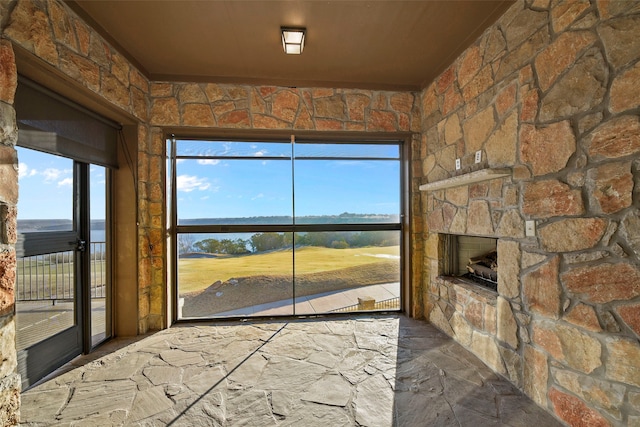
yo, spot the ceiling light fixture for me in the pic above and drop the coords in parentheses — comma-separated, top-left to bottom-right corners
(281, 27, 305, 55)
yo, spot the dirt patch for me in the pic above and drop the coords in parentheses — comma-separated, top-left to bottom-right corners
(181, 261, 398, 317)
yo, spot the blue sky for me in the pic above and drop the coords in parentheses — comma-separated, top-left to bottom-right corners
(175, 141, 401, 219)
(16, 141, 401, 221)
(17, 147, 106, 221)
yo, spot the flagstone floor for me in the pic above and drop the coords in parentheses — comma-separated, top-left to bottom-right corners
(20, 314, 562, 426)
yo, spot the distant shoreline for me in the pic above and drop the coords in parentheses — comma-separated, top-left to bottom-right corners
(19, 213, 399, 232)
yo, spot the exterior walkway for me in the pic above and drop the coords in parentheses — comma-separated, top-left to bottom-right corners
(20, 314, 562, 426)
(207, 282, 399, 317)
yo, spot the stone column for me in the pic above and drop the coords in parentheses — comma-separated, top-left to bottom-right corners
(0, 39, 21, 426)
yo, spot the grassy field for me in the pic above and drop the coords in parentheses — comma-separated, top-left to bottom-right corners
(178, 245, 400, 294)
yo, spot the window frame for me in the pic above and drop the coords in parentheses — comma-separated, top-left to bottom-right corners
(167, 131, 412, 321)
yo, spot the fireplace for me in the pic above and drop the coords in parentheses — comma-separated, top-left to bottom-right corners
(442, 234, 498, 292)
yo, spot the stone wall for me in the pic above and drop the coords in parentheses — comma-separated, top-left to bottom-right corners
(419, 1, 640, 425)
(146, 82, 424, 317)
(0, 36, 20, 425)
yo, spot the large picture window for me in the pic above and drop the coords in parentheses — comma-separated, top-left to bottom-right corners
(169, 136, 405, 319)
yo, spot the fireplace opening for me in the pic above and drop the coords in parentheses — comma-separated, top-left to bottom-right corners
(443, 235, 498, 292)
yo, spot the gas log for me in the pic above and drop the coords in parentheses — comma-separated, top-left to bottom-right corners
(466, 251, 497, 283)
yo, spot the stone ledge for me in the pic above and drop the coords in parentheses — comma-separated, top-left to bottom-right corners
(419, 168, 511, 192)
(438, 275, 498, 305)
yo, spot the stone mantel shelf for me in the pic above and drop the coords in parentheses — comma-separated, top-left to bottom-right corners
(419, 168, 511, 192)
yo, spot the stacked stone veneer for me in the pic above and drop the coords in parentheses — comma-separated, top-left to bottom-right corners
(0, 35, 20, 426)
(419, 1, 640, 426)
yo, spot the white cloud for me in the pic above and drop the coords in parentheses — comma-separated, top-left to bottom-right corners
(18, 163, 37, 179)
(251, 193, 264, 200)
(176, 174, 210, 192)
(253, 150, 267, 157)
(200, 196, 210, 200)
(197, 159, 220, 166)
(58, 178, 73, 187)
(42, 168, 62, 182)
(42, 168, 72, 183)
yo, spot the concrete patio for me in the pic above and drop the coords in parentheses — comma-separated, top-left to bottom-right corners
(20, 315, 562, 426)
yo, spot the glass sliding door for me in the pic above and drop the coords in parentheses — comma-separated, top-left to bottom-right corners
(171, 137, 403, 319)
(15, 147, 111, 388)
(14, 76, 118, 388)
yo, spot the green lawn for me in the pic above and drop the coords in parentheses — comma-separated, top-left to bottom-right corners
(178, 245, 399, 294)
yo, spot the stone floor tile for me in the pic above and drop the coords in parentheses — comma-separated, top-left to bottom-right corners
(300, 374, 352, 406)
(306, 350, 339, 368)
(355, 374, 395, 426)
(257, 355, 327, 392)
(159, 349, 205, 367)
(127, 385, 175, 422)
(142, 365, 183, 386)
(225, 390, 277, 426)
(226, 353, 268, 387)
(183, 365, 228, 395)
(394, 390, 458, 426)
(278, 401, 354, 427)
(19, 314, 564, 427)
(452, 404, 502, 426)
(82, 352, 154, 382)
(58, 380, 137, 421)
(69, 409, 128, 426)
(19, 387, 70, 423)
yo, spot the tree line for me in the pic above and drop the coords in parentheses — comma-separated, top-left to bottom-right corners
(180, 231, 399, 255)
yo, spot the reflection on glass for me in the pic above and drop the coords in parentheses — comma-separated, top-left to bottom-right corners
(176, 140, 292, 158)
(15, 254, 76, 352)
(176, 159, 293, 224)
(16, 147, 73, 232)
(293, 231, 400, 314)
(172, 140, 404, 319)
(90, 165, 108, 346)
(294, 160, 400, 220)
(295, 143, 399, 159)
(15, 148, 76, 351)
(177, 232, 294, 318)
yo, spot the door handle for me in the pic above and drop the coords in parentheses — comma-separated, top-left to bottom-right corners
(76, 239, 86, 252)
